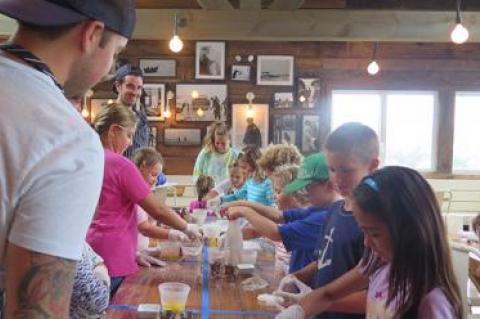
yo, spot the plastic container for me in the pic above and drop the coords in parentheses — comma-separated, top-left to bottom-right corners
(181, 241, 203, 261)
(192, 209, 208, 226)
(241, 249, 258, 265)
(158, 241, 182, 261)
(158, 282, 190, 313)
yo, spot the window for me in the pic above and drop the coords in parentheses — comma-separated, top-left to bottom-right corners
(331, 90, 437, 171)
(453, 92, 480, 173)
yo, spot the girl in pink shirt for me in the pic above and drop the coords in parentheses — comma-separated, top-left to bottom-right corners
(86, 104, 200, 296)
(276, 167, 463, 319)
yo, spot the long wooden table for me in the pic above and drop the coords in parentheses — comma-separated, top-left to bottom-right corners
(107, 247, 281, 318)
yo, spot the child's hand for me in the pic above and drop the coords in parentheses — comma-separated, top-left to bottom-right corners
(226, 207, 245, 220)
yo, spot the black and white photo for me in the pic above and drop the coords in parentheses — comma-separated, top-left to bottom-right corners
(302, 115, 320, 153)
(195, 41, 225, 80)
(257, 55, 294, 86)
(143, 83, 165, 121)
(231, 64, 251, 81)
(298, 78, 321, 108)
(274, 92, 294, 108)
(273, 114, 297, 144)
(164, 128, 202, 146)
(139, 59, 176, 77)
(232, 104, 269, 149)
(175, 84, 228, 121)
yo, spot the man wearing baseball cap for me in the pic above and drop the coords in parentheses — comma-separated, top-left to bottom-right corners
(0, 0, 135, 317)
(113, 64, 150, 158)
(225, 153, 340, 273)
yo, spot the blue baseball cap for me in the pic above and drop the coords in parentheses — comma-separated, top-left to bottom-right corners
(0, 0, 136, 39)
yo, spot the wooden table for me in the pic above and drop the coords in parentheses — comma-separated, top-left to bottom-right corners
(107, 248, 281, 318)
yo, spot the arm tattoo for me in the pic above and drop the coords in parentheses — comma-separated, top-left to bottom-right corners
(14, 253, 76, 318)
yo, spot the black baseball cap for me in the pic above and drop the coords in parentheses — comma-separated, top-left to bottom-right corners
(0, 0, 136, 39)
(112, 64, 143, 93)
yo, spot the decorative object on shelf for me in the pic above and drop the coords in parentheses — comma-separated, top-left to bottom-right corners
(195, 41, 225, 80)
(273, 92, 294, 108)
(169, 13, 186, 53)
(139, 59, 176, 77)
(297, 78, 321, 108)
(247, 55, 254, 63)
(272, 114, 297, 145)
(143, 83, 165, 121)
(235, 55, 242, 62)
(257, 55, 294, 86)
(301, 115, 320, 154)
(164, 128, 202, 146)
(175, 84, 228, 122)
(231, 64, 251, 81)
(232, 103, 269, 149)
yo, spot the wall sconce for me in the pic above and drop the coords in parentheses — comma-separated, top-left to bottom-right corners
(246, 92, 255, 118)
(169, 13, 187, 53)
(451, 0, 469, 44)
(165, 90, 174, 118)
(367, 42, 380, 76)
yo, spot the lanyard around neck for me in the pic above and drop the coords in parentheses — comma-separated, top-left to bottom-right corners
(0, 43, 64, 93)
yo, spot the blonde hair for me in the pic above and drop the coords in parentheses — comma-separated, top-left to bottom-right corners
(133, 147, 164, 169)
(272, 165, 309, 206)
(196, 175, 215, 200)
(239, 146, 265, 181)
(93, 103, 137, 136)
(203, 121, 231, 152)
(258, 144, 303, 173)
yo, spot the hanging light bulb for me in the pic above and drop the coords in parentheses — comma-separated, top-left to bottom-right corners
(451, 0, 469, 44)
(246, 105, 254, 119)
(107, 99, 114, 104)
(169, 13, 184, 53)
(164, 109, 172, 118)
(299, 95, 306, 103)
(197, 108, 204, 117)
(367, 42, 380, 76)
(191, 90, 199, 99)
(81, 108, 89, 118)
(367, 61, 380, 75)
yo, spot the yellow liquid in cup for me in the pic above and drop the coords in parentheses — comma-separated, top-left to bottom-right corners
(163, 301, 186, 313)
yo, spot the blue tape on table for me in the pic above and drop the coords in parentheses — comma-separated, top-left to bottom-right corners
(201, 245, 209, 319)
(109, 305, 276, 317)
(109, 304, 137, 311)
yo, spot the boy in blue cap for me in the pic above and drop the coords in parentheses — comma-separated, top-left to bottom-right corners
(226, 152, 339, 273)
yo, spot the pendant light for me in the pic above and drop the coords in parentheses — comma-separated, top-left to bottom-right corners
(169, 13, 185, 53)
(367, 42, 380, 76)
(451, 0, 469, 44)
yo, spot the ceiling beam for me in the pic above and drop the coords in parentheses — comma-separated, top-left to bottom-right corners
(130, 9, 480, 42)
(196, 0, 235, 10)
(268, 0, 305, 10)
(239, 0, 261, 10)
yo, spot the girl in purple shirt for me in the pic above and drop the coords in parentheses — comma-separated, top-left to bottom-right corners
(276, 166, 463, 319)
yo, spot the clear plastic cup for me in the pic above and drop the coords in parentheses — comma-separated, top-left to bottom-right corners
(158, 282, 191, 313)
(192, 209, 208, 226)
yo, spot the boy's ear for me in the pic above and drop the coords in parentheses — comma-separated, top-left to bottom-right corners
(368, 158, 380, 172)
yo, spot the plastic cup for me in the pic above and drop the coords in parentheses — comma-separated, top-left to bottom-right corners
(158, 282, 191, 313)
(192, 209, 208, 226)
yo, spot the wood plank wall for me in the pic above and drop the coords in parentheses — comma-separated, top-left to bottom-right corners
(90, 40, 480, 175)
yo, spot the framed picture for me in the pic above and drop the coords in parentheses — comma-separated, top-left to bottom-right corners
(195, 41, 225, 80)
(302, 115, 320, 154)
(139, 59, 176, 77)
(164, 128, 202, 146)
(89, 98, 112, 121)
(231, 64, 251, 81)
(232, 104, 269, 149)
(273, 92, 294, 108)
(272, 114, 297, 145)
(257, 55, 294, 86)
(149, 126, 158, 147)
(175, 84, 228, 122)
(143, 84, 165, 121)
(298, 78, 321, 108)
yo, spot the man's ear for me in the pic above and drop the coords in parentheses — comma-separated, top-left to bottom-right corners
(368, 158, 380, 173)
(79, 20, 106, 54)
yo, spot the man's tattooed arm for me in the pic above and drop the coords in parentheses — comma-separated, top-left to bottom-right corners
(5, 243, 77, 318)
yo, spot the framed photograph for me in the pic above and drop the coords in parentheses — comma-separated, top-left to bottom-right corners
(257, 55, 294, 86)
(175, 84, 228, 122)
(231, 64, 251, 81)
(298, 78, 321, 108)
(139, 59, 176, 77)
(232, 104, 269, 149)
(273, 92, 294, 108)
(143, 84, 165, 121)
(195, 41, 225, 80)
(272, 114, 297, 145)
(149, 126, 158, 148)
(302, 115, 320, 154)
(89, 98, 112, 121)
(164, 128, 202, 146)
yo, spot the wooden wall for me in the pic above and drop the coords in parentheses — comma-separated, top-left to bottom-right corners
(90, 40, 480, 176)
